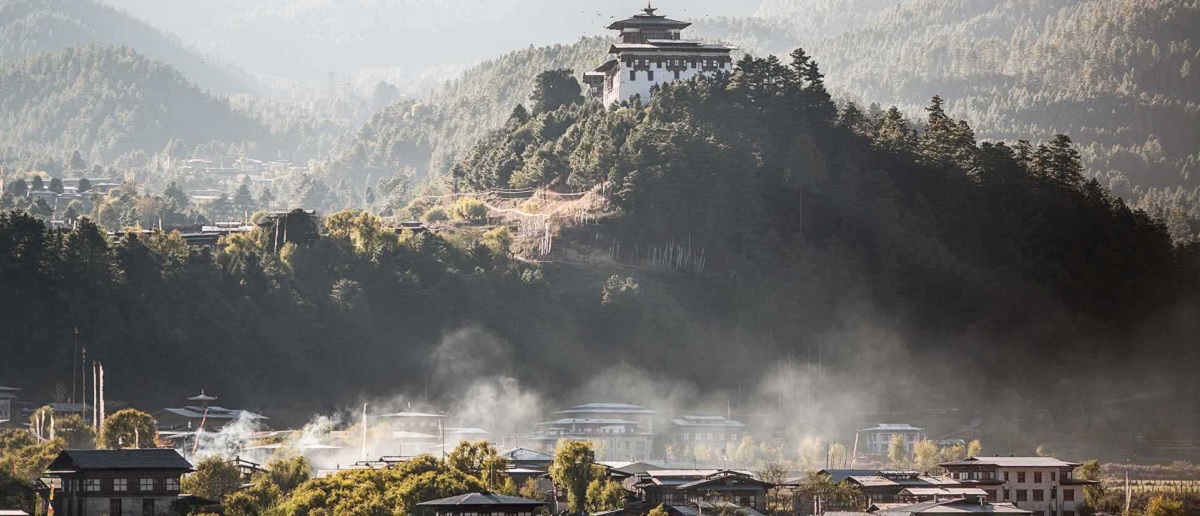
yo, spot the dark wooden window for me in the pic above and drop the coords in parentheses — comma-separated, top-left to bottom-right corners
(1016, 489, 1027, 502)
(648, 71, 654, 81)
(1017, 472, 1026, 483)
(1034, 472, 1043, 483)
(1063, 489, 1075, 501)
(630, 71, 636, 81)
(111, 498, 123, 516)
(143, 498, 156, 516)
(1033, 489, 1044, 502)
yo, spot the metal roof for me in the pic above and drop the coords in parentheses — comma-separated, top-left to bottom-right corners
(416, 492, 544, 508)
(47, 449, 192, 472)
(875, 499, 1032, 514)
(161, 407, 267, 420)
(861, 424, 924, 432)
(611, 43, 734, 53)
(540, 418, 641, 425)
(939, 457, 1080, 468)
(901, 488, 988, 496)
(848, 475, 960, 488)
(669, 416, 745, 428)
(500, 448, 553, 462)
(374, 411, 444, 418)
(556, 403, 656, 414)
(606, 7, 691, 31)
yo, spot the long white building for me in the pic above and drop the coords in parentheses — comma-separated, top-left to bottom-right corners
(583, 4, 735, 106)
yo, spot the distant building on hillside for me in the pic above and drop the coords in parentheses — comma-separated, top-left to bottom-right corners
(859, 423, 925, 455)
(528, 403, 656, 461)
(583, 3, 735, 106)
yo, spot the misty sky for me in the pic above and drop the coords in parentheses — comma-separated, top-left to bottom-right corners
(100, 0, 759, 79)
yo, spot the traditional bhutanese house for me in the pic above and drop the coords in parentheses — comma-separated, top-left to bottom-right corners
(155, 391, 268, 432)
(603, 460, 674, 476)
(499, 447, 553, 486)
(499, 448, 553, 470)
(43, 449, 193, 516)
(873, 498, 1033, 515)
(415, 492, 544, 516)
(670, 501, 767, 516)
(845, 471, 962, 505)
(937, 456, 1098, 516)
(0, 386, 18, 427)
(631, 469, 772, 513)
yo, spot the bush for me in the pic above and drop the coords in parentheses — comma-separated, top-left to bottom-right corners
(422, 207, 449, 223)
(449, 197, 488, 222)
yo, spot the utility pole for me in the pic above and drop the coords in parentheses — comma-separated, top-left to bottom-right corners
(70, 327, 78, 403)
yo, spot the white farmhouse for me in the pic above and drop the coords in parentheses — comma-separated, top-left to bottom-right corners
(939, 456, 1099, 516)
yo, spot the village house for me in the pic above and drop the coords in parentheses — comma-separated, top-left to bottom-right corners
(664, 415, 748, 456)
(529, 403, 656, 461)
(582, 4, 735, 106)
(938, 457, 1098, 516)
(843, 471, 963, 505)
(374, 410, 444, 456)
(42, 449, 192, 516)
(416, 492, 545, 516)
(154, 391, 268, 432)
(630, 469, 772, 513)
(871, 498, 1034, 515)
(0, 386, 18, 428)
(859, 424, 925, 455)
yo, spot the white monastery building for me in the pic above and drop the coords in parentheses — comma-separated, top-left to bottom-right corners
(584, 3, 735, 106)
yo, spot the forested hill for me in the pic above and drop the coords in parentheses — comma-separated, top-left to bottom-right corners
(695, 0, 1200, 237)
(0, 45, 269, 164)
(321, 37, 610, 187)
(449, 53, 1199, 409)
(0, 0, 253, 94)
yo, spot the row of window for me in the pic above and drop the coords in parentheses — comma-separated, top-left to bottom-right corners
(62, 477, 178, 493)
(624, 58, 729, 69)
(59, 497, 157, 516)
(680, 433, 741, 441)
(1004, 470, 1068, 483)
(629, 70, 692, 82)
(1010, 488, 1075, 502)
(432, 512, 537, 516)
(951, 470, 1071, 483)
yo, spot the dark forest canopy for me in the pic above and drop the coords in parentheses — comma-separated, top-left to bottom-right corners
(3, 48, 1200, 458)
(695, 0, 1200, 241)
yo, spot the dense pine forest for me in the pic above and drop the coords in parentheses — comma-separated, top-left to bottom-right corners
(697, 0, 1200, 239)
(0, 46, 268, 165)
(0, 0, 253, 93)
